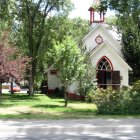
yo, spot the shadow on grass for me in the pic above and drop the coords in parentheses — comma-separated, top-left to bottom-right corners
(46, 95, 86, 104)
(32, 104, 64, 108)
(1, 93, 42, 101)
(65, 108, 96, 113)
(0, 94, 46, 108)
(0, 103, 17, 107)
(46, 95, 64, 101)
(32, 104, 97, 114)
(0, 110, 97, 120)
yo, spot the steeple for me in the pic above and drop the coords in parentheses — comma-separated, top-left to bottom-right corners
(88, 0, 106, 25)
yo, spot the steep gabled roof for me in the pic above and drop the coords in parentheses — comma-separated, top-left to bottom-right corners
(90, 41, 132, 71)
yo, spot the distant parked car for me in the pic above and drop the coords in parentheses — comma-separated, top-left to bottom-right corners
(9, 84, 21, 92)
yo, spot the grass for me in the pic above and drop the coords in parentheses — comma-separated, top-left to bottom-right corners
(0, 93, 97, 119)
(0, 93, 140, 119)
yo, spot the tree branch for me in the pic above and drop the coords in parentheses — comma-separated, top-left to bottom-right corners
(35, 4, 54, 54)
(25, 0, 33, 55)
(32, 0, 43, 21)
(25, 0, 30, 19)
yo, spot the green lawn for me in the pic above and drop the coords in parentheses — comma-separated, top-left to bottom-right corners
(0, 93, 97, 119)
(0, 93, 140, 119)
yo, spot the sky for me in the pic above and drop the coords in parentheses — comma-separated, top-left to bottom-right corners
(69, 0, 115, 20)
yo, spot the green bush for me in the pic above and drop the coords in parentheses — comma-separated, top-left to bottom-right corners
(86, 88, 121, 114)
(133, 80, 140, 92)
(86, 86, 140, 115)
(128, 91, 140, 114)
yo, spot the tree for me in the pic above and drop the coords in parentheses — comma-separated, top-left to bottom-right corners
(13, 0, 73, 96)
(43, 16, 88, 63)
(0, 0, 30, 95)
(35, 16, 88, 89)
(78, 52, 97, 96)
(53, 36, 85, 107)
(0, 32, 29, 96)
(120, 17, 140, 82)
(43, 16, 88, 47)
(91, 0, 108, 13)
(0, 0, 9, 21)
(105, 16, 117, 30)
(106, 0, 140, 82)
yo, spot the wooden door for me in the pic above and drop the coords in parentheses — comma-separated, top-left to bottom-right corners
(112, 71, 120, 89)
(97, 71, 106, 89)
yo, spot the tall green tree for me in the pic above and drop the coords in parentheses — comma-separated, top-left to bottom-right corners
(14, 0, 73, 95)
(53, 36, 85, 107)
(43, 16, 88, 62)
(0, 0, 15, 35)
(106, 0, 140, 82)
(36, 16, 88, 88)
(78, 52, 96, 96)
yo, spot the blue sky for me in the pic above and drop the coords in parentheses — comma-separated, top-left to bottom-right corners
(69, 0, 115, 20)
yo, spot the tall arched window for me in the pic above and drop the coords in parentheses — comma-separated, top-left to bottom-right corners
(96, 56, 119, 89)
(97, 57, 113, 70)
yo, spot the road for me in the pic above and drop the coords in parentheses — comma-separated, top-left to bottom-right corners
(0, 118, 140, 140)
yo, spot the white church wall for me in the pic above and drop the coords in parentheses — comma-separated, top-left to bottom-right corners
(47, 68, 79, 93)
(68, 81, 79, 94)
(84, 28, 101, 52)
(48, 69, 60, 90)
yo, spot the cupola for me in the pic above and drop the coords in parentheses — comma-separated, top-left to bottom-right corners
(88, 0, 107, 24)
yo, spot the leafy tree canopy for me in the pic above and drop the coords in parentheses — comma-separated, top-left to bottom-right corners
(53, 36, 85, 106)
(12, 0, 74, 95)
(0, 31, 30, 94)
(105, 0, 140, 82)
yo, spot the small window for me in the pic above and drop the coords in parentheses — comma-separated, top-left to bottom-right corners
(50, 70, 57, 75)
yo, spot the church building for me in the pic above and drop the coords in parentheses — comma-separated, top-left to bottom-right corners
(47, 0, 132, 98)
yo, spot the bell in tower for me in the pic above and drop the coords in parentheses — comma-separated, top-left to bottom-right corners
(88, 0, 107, 24)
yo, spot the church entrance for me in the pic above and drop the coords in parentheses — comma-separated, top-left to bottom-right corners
(96, 56, 120, 89)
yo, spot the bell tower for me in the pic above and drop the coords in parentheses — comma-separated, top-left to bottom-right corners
(88, 0, 105, 25)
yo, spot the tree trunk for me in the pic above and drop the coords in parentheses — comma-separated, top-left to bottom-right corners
(28, 68, 34, 96)
(64, 92, 68, 107)
(25, 1, 47, 96)
(64, 83, 68, 107)
(10, 81, 14, 94)
(0, 82, 2, 101)
(28, 59, 37, 96)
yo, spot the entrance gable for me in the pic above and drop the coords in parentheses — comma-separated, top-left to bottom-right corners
(90, 41, 132, 71)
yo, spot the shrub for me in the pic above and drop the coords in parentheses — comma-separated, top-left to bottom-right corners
(128, 90, 140, 114)
(86, 87, 140, 115)
(133, 80, 140, 92)
(86, 88, 122, 114)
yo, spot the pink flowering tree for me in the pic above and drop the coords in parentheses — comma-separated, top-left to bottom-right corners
(0, 43, 30, 95)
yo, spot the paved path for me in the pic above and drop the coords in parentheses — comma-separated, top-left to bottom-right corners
(0, 118, 140, 140)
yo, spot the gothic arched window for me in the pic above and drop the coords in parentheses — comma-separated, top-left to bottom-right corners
(97, 57, 112, 70)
